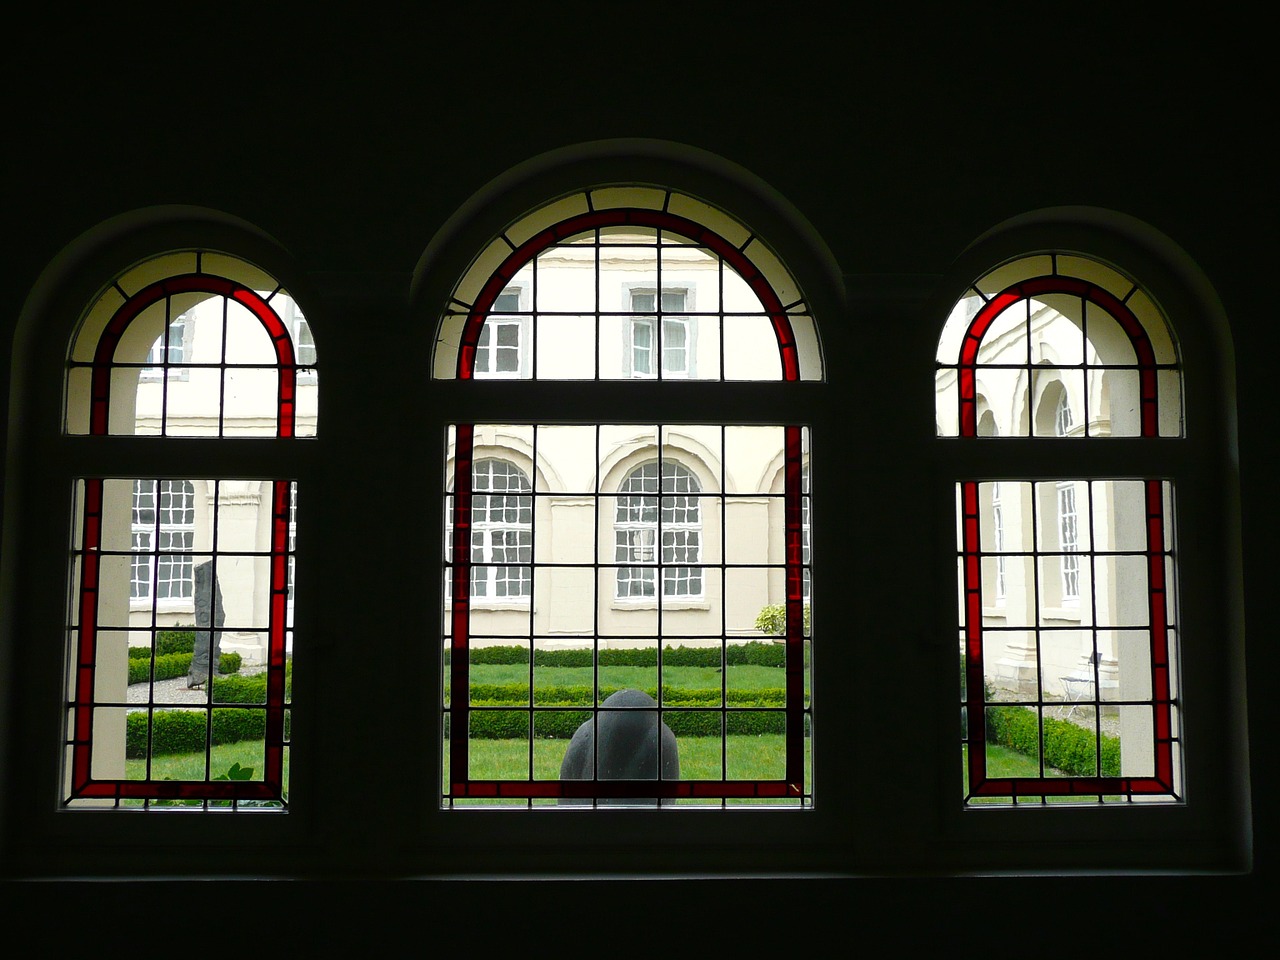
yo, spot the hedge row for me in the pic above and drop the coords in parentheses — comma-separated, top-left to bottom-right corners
(460, 681, 791, 739)
(126, 708, 291, 758)
(127, 650, 243, 684)
(126, 664, 292, 757)
(458, 707, 797, 740)
(462, 641, 799, 669)
(985, 704, 1121, 778)
(465, 683, 785, 708)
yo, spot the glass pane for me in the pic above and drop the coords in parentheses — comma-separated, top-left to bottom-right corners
(64, 479, 294, 809)
(65, 257, 317, 439)
(937, 255, 1181, 439)
(443, 424, 812, 806)
(432, 195, 821, 380)
(957, 478, 1179, 804)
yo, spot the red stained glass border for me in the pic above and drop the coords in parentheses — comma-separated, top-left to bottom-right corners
(67, 479, 293, 803)
(88, 274, 299, 438)
(455, 209, 802, 384)
(957, 276, 1177, 800)
(956, 275, 1161, 439)
(445, 424, 808, 803)
(68, 271, 299, 804)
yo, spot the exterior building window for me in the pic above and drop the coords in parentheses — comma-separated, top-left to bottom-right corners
(991, 481, 1005, 602)
(1055, 389, 1074, 437)
(470, 459, 532, 599)
(130, 479, 196, 601)
(285, 297, 316, 369)
(1056, 480, 1080, 602)
(474, 288, 524, 378)
(140, 311, 191, 379)
(614, 460, 702, 599)
(629, 289, 689, 378)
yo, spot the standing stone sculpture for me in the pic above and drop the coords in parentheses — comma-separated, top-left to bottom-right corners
(558, 688, 679, 805)
(187, 560, 224, 689)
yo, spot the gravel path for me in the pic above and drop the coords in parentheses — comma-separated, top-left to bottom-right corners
(127, 665, 268, 706)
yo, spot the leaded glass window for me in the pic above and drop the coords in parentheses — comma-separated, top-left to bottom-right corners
(63, 252, 311, 810)
(940, 253, 1182, 805)
(438, 188, 821, 807)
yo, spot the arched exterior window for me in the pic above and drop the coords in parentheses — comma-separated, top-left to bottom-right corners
(938, 253, 1181, 804)
(439, 187, 819, 807)
(614, 460, 702, 600)
(469, 458, 534, 600)
(62, 251, 315, 809)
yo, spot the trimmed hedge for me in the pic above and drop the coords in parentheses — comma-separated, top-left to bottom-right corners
(985, 704, 1121, 778)
(127, 649, 242, 684)
(467, 682, 784, 708)
(459, 706, 795, 740)
(126, 707, 289, 758)
(460, 641, 798, 670)
(126, 662, 291, 758)
(455, 647, 802, 740)
(462, 682, 791, 739)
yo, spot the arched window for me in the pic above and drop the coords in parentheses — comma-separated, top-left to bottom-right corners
(938, 253, 1182, 805)
(62, 251, 315, 810)
(614, 460, 702, 600)
(438, 187, 820, 807)
(469, 458, 533, 600)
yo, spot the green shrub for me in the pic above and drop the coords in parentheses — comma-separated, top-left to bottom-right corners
(754, 603, 811, 637)
(462, 682, 789, 739)
(210, 661, 291, 703)
(125, 700, 293, 758)
(127, 650, 243, 684)
(985, 704, 1121, 778)
(156, 629, 196, 656)
(125, 662, 292, 758)
(463, 705, 795, 741)
(460, 641, 794, 670)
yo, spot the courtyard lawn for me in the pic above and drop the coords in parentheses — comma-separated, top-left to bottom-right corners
(447, 732, 807, 805)
(467, 663, 800, 693)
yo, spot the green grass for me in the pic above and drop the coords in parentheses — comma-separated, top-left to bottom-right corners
(978, 743, 1047, 778)
(468, 663, 798, 692)
(962, 744, 1122, 804)
(126, 739, 285, 783)
(448, 733, 807, 806)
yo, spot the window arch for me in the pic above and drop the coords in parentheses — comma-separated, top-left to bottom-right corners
(438, 186, 816, 808)
(939, 252, 1182, 805)
(62, 250, 314, 810)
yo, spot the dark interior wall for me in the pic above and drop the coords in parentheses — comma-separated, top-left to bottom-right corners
(1, 9, 1269, 943)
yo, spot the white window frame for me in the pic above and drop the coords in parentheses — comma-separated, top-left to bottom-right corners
(451, 458, 533, 602)
(130, 478, 196, 604)
(614, 460, 702, 600)
(282, 297, 317, 379)
(1056, 479, 1080, 603)
(1055, 388, 1074, 437)
(139, 311, 192, 380)
(991, 480, 1006, 602)
(627, 287, 692, 379)
(474, 286, 527, 379)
